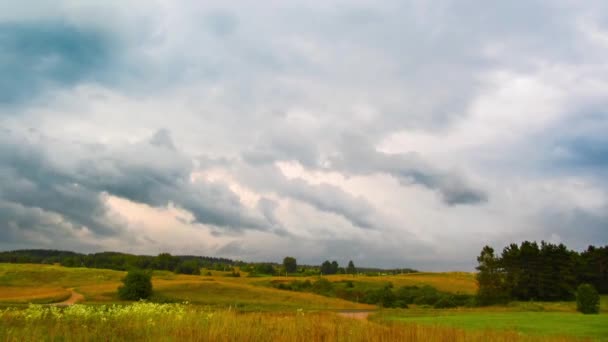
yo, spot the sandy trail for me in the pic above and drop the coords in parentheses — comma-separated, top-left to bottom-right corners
(55, 289, 84, 305)
(337, 311, 374, 320)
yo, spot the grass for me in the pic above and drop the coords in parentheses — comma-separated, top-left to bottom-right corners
(0, 264, 371, 310)
(254, 272, 477, 294)
(154, 281, 373, 311)
(0, 286, 71, 304)
(0, 263, 604, 341)
(0, 302, 590, 342)
(376, 309, 608, 340)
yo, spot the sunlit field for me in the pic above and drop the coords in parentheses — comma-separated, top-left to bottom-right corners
(0, 263, 605, 341)
(262, 272, 477, 294)
(0, 302, 593, 342)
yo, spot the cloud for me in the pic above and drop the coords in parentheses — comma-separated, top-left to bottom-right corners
(282, 179, 378, 229)
(0, 21, 117, 105)
(0, 129, 278, 244)
(538, 207, 608, 250)
(330, 134, 487, 205)
(0, 1, 607, 269)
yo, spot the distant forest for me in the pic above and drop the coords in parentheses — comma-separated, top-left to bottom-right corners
(476, 242, 608, 304)
(0, 249, 416, 276)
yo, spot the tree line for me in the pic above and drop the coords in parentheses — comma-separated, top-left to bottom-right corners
(244, 257, 417, 276)
(0, 249, 235, 275)
(476, 241, 607, 305)
(0, 250, 417, 276)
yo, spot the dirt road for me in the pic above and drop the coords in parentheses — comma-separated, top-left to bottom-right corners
(337, 310, 374, 320)
(55, 289, 84, 306)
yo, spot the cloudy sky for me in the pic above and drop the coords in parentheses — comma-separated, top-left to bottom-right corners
(1, 1, 607, 270)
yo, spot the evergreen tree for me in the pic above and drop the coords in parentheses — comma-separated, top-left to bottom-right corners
(347, 260, 357, 275)
(476, 246, 506, 305)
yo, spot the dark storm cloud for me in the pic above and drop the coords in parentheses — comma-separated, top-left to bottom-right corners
(0, 129, 277, 246)
(0, 21, 116, 105)
(0, 200, 107, 253)
(0, 132, 125, 237)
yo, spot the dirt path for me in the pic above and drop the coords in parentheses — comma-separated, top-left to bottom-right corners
(55, 289, 84, 306)
(337, 310, 374, 320)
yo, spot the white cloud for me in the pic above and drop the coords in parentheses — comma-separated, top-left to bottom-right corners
(1, 0, 608, 269)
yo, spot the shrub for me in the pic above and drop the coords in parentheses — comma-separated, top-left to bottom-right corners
(118, 269, 153, 300)
(434, 295, 457, 309)
(393, 300, 409, 308)
(174, 260, 201, 275)
(312, 278, 334, 295)
(576, 283, 600, 314)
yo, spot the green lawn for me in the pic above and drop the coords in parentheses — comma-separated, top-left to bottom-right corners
(384, 311, 608, 340)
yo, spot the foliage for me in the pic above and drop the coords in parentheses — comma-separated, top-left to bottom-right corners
(273, 278, 474, 309)
(174, 260, 201, 275)
(476, 241, 607, 303)
(347, 260, 357, 275)
(118, 269, 153, 301)
(0, 249, 234, 273)
(283, 257, 297, 274)
(576, 283, 600, 314)
(476, 246, 508, 305)
(320, 260, 340, 275)
(579, 246, 608, 293)
(311, 278, 334, 296)
(0, 249, 421, 277)
(251, 263, 276, 276)
(433, 295, 457, 308)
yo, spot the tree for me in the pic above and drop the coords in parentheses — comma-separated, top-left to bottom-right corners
(476, 246, 507, 305)
(331, 261, 339, 274)
(576, 283, 600, 314)
(347, 260, 357, 275)
(283, 257, 297, 274)
(254, 263, 276, 275)
(154, 253, 180, 271)
(320, 260, 332, 275)
(175, 260, 201, 275)
(320, 260, 339, 275)
(118, 269, 153, 300)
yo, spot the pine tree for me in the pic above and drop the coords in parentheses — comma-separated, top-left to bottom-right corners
(347, 260, 357, 275)
(476, 246, 506, 305)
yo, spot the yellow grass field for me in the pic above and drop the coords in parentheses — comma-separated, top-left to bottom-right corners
(0, 302, 591, 342)
(0, 263, 476, 307)
(0, 286, 70, 304)
(1, 263, 605, 341)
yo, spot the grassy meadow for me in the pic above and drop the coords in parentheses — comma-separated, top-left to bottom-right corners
(0, 263, 606, 341)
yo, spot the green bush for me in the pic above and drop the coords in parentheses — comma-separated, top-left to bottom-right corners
(312, 278, 334, 295)
(434, 295, 457, 309)
(118, 269, 153, 300)
(174, 260, 201, 275)
(576, 283, 600, 314)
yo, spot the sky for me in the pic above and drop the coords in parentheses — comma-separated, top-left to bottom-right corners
(1, 1, 607, 271)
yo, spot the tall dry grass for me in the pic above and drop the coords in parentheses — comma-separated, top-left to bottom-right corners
(0, 303, 587, 342)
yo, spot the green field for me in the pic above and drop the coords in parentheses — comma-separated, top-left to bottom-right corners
(0, 263, 605, 341)
(377, 310, 608, 340)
